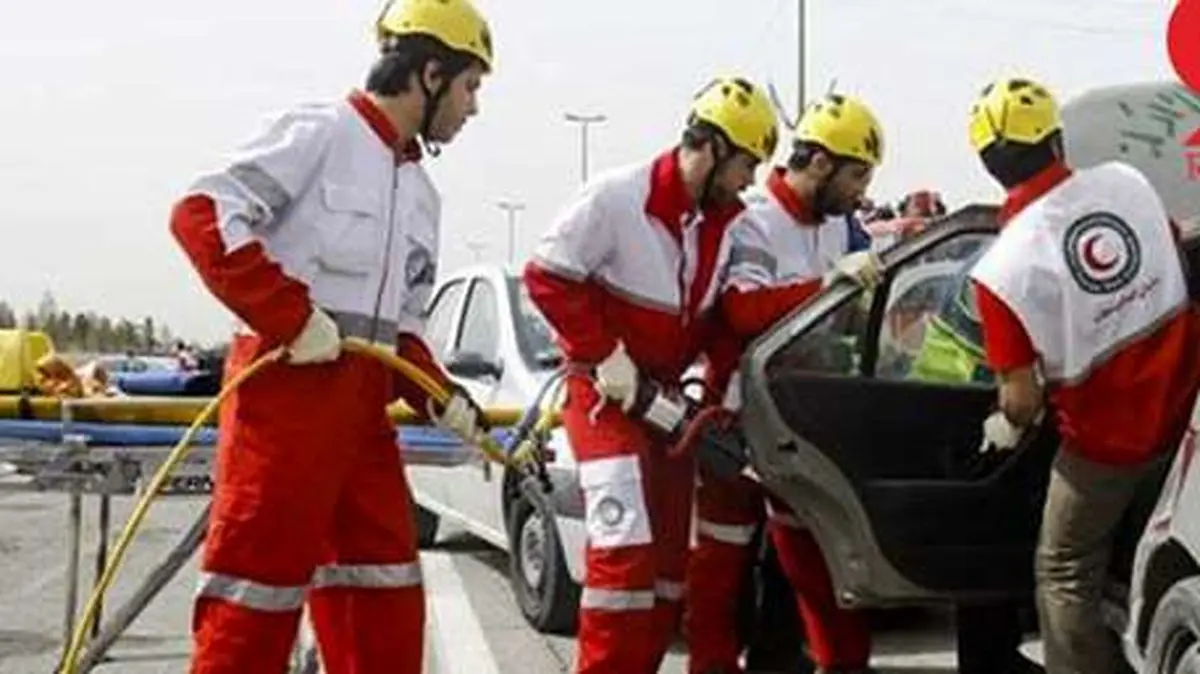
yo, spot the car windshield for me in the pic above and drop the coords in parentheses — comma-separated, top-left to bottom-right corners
(508, 277, 562, 370)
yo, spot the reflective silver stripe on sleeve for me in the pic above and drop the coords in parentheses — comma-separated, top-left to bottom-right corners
(227, 162, 292, 215)
(655, 580, 685, 602)
(311, 562, 423, 589)
(195, 572, 306, 613)
(728, 245, 778, 276)
(580, 587, 656, 612)
(696, 519, 757, 546)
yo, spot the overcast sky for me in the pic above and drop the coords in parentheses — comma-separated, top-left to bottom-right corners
(0, 0, 1173, 343)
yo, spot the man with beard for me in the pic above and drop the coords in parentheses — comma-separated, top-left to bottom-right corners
(524, 76, 779, 674)
(687, 94, 884, 674)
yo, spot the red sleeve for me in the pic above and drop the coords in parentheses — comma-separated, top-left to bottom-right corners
(700, 325, 745, 405)
(523, 261, 617, 363)
(973, 281, 1038, 373)
(720, 278, 823, 339)
(169, 195, 311, 346)
(394, 332, 452, 418)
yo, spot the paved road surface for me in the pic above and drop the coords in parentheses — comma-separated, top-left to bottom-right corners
(0, 487, 1040, 673)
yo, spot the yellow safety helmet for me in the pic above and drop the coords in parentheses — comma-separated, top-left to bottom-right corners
(688, 77, 779, 162)
(376, 0, 494, 72)
(968, 77, 1061, 153)
(794, 94, 884, 167)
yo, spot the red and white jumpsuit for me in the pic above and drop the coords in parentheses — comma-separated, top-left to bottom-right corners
(171, 91, 450, 674)
(524, 150, 743, 674)
(686, 168, 871, 673)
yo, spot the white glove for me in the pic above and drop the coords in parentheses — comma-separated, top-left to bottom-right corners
(979, 411, 1026, 454)
(595, 342, 639, 412)
(824, 250, 882, 288)
(287, 308, 341, 364)
(428, 387, 488, 444)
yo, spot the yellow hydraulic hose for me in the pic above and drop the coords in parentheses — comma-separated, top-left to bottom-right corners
(56, 337, 532, 674)
(507, 371, 567, 467)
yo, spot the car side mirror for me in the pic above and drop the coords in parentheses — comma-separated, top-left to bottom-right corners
(446, 351, 503, 380)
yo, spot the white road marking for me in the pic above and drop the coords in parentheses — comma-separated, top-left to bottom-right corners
(422, 550, 501, 674)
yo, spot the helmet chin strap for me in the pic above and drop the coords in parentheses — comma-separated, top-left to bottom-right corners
(698, 140, 732, 210)
(418, 76, 449, 158)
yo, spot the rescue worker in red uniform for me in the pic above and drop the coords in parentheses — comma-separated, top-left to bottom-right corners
(169, 2, 493, 672)
(524, 77, 779, 674)
(686, 94, 885, 674)
(965, 77, 1200, 674)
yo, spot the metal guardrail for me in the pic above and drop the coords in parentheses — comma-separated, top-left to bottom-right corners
(0, 405, 509, 673)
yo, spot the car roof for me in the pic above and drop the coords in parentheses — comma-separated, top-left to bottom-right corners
(439, 263, 517, 287)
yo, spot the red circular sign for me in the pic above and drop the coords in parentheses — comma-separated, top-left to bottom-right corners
(1170, 0, 1200, 93)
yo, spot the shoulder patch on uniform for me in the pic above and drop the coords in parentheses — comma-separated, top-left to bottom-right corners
(405, 244, 435, 288)
(1062, 211, 1142, 295)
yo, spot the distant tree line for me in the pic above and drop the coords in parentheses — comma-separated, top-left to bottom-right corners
(0, 291, 179, 354)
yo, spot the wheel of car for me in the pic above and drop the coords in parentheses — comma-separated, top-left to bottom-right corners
(1147, 576, 1200, 673)
(414, 505, 439, 549)
(507, 481, 581, 635)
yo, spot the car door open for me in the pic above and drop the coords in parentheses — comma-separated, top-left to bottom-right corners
(739, 205, 1059, 608)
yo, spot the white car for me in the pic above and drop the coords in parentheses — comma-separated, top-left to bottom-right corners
(1124, 406, 1200, 674)
(406, 265, 586, 634)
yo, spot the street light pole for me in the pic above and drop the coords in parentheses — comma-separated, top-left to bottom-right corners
(798, 0, 806, 111)
(495, 199, 526, 265)
(466, 240, 489, 263)
(564, 112, 607, 185)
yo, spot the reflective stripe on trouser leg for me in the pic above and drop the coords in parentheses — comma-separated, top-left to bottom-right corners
(308, 426, 427, 674)
(578, 546, 658, 674)
(196, 572, 307, 612)
(192, 338, 354, 674)
(685, 533, 755, 674)
(312, 563, 423, 589)
(191, 572, 310, 674)
(696, 519, 757, 546)
(565, 377, 670, 674)
(192, 337, 410, 674)
(648, 447, 695, 673)
(576, 452, 659, 674)
(694, 470, 763, 547)
(688, 467, 763, 673)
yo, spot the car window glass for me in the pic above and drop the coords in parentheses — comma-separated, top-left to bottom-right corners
(509, 278, 561, 369)
(457, 281, 500, 363)
(877, 233, 995, 383)
(424, 280, 466, 358)
(768, 231, 994, 381)
(769, 292, 873, 378)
